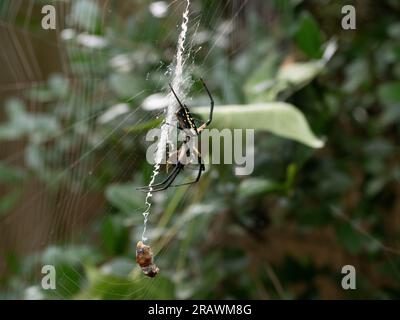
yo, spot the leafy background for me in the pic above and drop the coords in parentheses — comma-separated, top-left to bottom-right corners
(0, 0, 400, 299)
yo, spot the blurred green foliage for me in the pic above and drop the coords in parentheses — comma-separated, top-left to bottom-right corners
(1, 0, 400, 299)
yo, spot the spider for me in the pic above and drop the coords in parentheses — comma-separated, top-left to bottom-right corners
(139, 78, 214, 192)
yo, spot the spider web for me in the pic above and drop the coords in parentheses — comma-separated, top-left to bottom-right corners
(0, 0, 254, 300)
(141, 0, 191, 244)
(0, 0, 399, 300)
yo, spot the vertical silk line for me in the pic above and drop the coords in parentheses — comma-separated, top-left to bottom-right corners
(141, 0, 191, 243)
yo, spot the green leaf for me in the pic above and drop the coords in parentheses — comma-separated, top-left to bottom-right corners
(0, 124, 23, 140)
(40, 245, 101, 299)
(82, 266, 175, 299)
(24, 286, 45, 300)
(0, 189, 21, 216)
(0, 99, 31, 139)
(244, 41, 335, 102)
(336, 223, 367, 254)
(244, 53, 280, 102)
(109, 73, 142, 99)
(245, 60, 325, 102)
(342, 59, 369, 93)
(378, 82, 400, 104)
(52, 264, 83, 298)
(1, 98, 59, 142)
(48, 74, 69, 99)
(0, 162, 26, 184)
(124, 118, 162, 133)
(105, 183, 145, 215)
(99, 258, 135, 277)
(285, 163, 298, 188)
(25, 144, 44, 171)
(238, 164, 298, 198)
(294, 12, 323, 59)
(5, 98, 26, 119)
(101, 216, 129, 255)
(25, 87, 53, 103)
(41, 245, 99, 266)
(194, 103, 324, 148)
(388, 23, 400, 39)
(277, 60, 324, 89)
(69, 0, 101, 33)
(366, 177, 387, 197)
(238, 178, 281, 198)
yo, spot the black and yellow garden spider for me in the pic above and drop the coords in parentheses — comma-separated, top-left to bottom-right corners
(139, 78, 214, 192)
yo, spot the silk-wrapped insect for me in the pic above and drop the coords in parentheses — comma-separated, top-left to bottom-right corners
(136, 241, 159, 277)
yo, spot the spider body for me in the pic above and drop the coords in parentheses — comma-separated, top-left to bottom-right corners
(176, 105, 198, 136)
(139, 78, 214, 192)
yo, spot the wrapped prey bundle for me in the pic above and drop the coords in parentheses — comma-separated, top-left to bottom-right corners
(136, 241, 159, 277)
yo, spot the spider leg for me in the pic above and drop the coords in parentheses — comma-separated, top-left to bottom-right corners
(137, 164, 182, 191)
(200, 78, 214, 127)
(138, 168, 181, 192)
(168, 155, 204, 189)
(147, 165, 183, 192)
(169, 145, 205, 188)
(169, 84, 184, 109)
(137, 164, 180, 189)
(138, 81, 212, 192)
